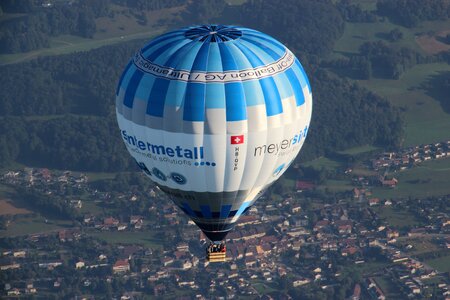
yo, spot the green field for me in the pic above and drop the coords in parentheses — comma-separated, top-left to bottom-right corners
(0, 215, 72, 237)
(396, 237, 442, 255)
(89, 231, 163, 249)
(0, 3, 179, 65)
(303, 157, 344, 171)
(338, 145, 379, 156)
(317, 179, 353, 193)
(373, 157, 450, 198)
(374, 275, 403, 299)
(374, 206, 423, 228)
(425, 255, 450, 273)
(334, 21, 416, 56)
(0, 29, 164, 65)
(334, 18, 450, 57)
(333, 15, 450, 147)
(358, 63, 450, 146)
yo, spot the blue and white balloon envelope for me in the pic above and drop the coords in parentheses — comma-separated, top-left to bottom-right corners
(116, 25, 312, 241)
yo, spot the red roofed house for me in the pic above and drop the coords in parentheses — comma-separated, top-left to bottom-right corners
(314, 220, 329, 231)
(369, 198, 380, 206)
(104, 217, 119, 227)
(296, 181, 315, 192)
(113, 259, 130, 273)
(351, 283, 361, 300)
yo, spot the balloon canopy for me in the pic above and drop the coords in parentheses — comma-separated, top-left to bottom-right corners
(116, 25, 312, 241)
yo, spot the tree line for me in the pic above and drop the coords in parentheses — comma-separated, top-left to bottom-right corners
(0, 47, 402, 172)
(0, 0, 185, 54)
(0, 0, 110, 53)
(377, 0, 450, 28)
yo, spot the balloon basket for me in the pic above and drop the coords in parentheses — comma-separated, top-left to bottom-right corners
(206, 242, 227, 263)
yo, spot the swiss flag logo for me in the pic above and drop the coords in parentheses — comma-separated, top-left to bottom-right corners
(231, 135, 244, 144)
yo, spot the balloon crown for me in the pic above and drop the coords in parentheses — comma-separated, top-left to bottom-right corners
(184, 25, 242, 43)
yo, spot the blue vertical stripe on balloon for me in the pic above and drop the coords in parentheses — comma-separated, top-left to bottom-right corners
(225, 42, 254, 70)
(147, 78, 170, 117)
(141, 31, 184, 54)
(285, 68, 305, 106)
(218, 43, 247, 121)
(240, 36, 281, 61)
(116, 61, 132, 96)
(206, 42, 223, 72)
(183, 82, 205, 121)
(205, 83, 226, 109)
(232, 42, 283, 116)
(177, 43, 203, 71)
(135, 74, 156, 101)
(218, 42, 238, 71)
(220, 205, 232, 218)
(152, 39, 192, 66)
(242, 81, 264, 106)
(200, 205, 212, 219)
(243, 32, 285, 54)
(224, 82, 247, 121)
(182, 202, 196, 217)
(259, 77, 283, 116)
(191, 41, 210, 71)
(165, 80, 187, 107)
(296, 60, 311, 93)
(272, 72, 294, 100)
(144, 39, 189, 62)
(291, 60, 309, 92)
(123, 70, 144, 108)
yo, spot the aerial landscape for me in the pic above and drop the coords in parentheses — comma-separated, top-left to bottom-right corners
(0, 0, 450, 299)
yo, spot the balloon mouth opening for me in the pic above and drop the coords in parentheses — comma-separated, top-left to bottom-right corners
(202, 229, 231, 242)
(185, 25, 242, 43)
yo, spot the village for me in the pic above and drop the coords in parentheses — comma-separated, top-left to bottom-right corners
(1, 141, 450, 299)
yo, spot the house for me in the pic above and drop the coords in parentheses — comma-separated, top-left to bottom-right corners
(386, 229, 399, 239)
(341, 247, 358, 256)
(369, 198, 380, 206)
(130, 215, 143, 225)
(75, 260, 85, 269)
(296, 180, 315, 192)
(293, 278, 311, 287)
(113, 259, 130, 273)
(70, 200, 82, 208)
(103, 217, 119, 227)
(163, 257, 174, 266)
(292, 206, 302, 213)
(320, 241, 338, 251)
(380, 177, 398, 187)
(182, 260, 192, 270)
(177, 243, 189, 252)
(13, 250, 26, 258)
(314, 220, 330, 231)
(350, 283, 361, 300)
(244, 255, 257, 267)
(335, 220, 353, 234)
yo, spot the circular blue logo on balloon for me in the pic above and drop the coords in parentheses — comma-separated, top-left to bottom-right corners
(273, 163, 286, 177)
(170, 172, 187, 185)
(136, 161, 152, 177)
(152, 167, 167, 181)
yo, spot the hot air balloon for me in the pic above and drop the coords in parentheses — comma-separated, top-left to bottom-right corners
(116, 25, 312, 261)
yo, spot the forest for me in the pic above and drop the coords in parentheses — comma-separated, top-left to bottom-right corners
(0, 0, 409, 171)
(3, 0, 450, 171)
(0, 44, 402, 171)
(377, 0, 450, 27)
(0, 0, 185, 53)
